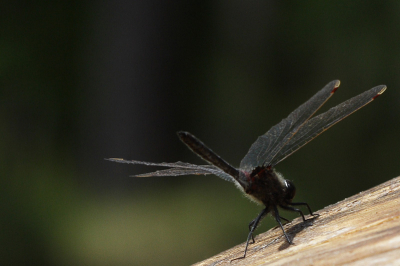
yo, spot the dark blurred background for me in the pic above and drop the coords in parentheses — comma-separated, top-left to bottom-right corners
(1, 1, 399, 265)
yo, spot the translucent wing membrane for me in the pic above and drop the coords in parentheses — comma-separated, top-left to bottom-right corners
(135, 167, 218, 177)
(178, 132, 240, 180)
(107, 80, 386, 261)
(107, 81, 386, 191)
(269, 85, 386, 166)
(107, 131, 245, 188)
(105, 158, 237, 183)
(240, 80, 340, 172)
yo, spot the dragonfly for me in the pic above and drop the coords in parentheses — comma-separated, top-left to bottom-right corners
(107, 80, 386, 260)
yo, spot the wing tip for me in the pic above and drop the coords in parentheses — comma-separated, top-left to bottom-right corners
(372, 85, 387, 100)
(177, 131, 192, 142)
(105, 158, 124, 161)
(132, 174, 150, 177)
(177, 131, 188, 136)
(331, 80, 341, 93)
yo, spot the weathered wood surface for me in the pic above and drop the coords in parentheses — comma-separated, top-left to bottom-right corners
(194, 176, 400, 266)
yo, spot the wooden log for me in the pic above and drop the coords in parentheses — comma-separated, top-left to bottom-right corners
(194, 176, 400, 265)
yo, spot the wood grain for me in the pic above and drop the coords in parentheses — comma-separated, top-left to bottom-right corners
(193, 176, 400, 266)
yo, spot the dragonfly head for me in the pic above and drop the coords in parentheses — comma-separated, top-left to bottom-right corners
(284, 179, 296, 202)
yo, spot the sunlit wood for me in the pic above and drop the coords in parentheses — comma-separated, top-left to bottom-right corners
(194, 176, 400, 265)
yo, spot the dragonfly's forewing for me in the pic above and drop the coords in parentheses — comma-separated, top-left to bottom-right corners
(135, 167, 214, 177)
(269, 85, 386, 166)
(108, 82, 386, 188)
(240, 80, 340, 172)
(105, 158, 236, 183)
(178, 131, 240, 181)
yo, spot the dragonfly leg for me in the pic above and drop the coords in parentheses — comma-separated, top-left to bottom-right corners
(231, 207, 268, 261)
(289, 202, 319, 217)
(273, 205, 293, 244)
(248, 219, 256, 243)
(279, 204, 306, 222)
(280, 216, 290, 223)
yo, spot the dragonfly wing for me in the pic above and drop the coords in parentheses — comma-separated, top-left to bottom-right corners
(134, 168, 212, 177)
(106, 158, 201, 168)
(240, 80, 340, 172)
(269, 85, 386, 166)
(106, 158, 237, 183)
(178, 131, 244, 186)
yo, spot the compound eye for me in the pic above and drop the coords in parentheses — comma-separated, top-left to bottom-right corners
(284, 180, 296, 201)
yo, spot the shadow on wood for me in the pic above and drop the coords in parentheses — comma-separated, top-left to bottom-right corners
(194, 176, 400, 265)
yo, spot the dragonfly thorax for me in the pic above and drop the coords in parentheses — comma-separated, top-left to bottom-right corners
(244, 167, 296, 208)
